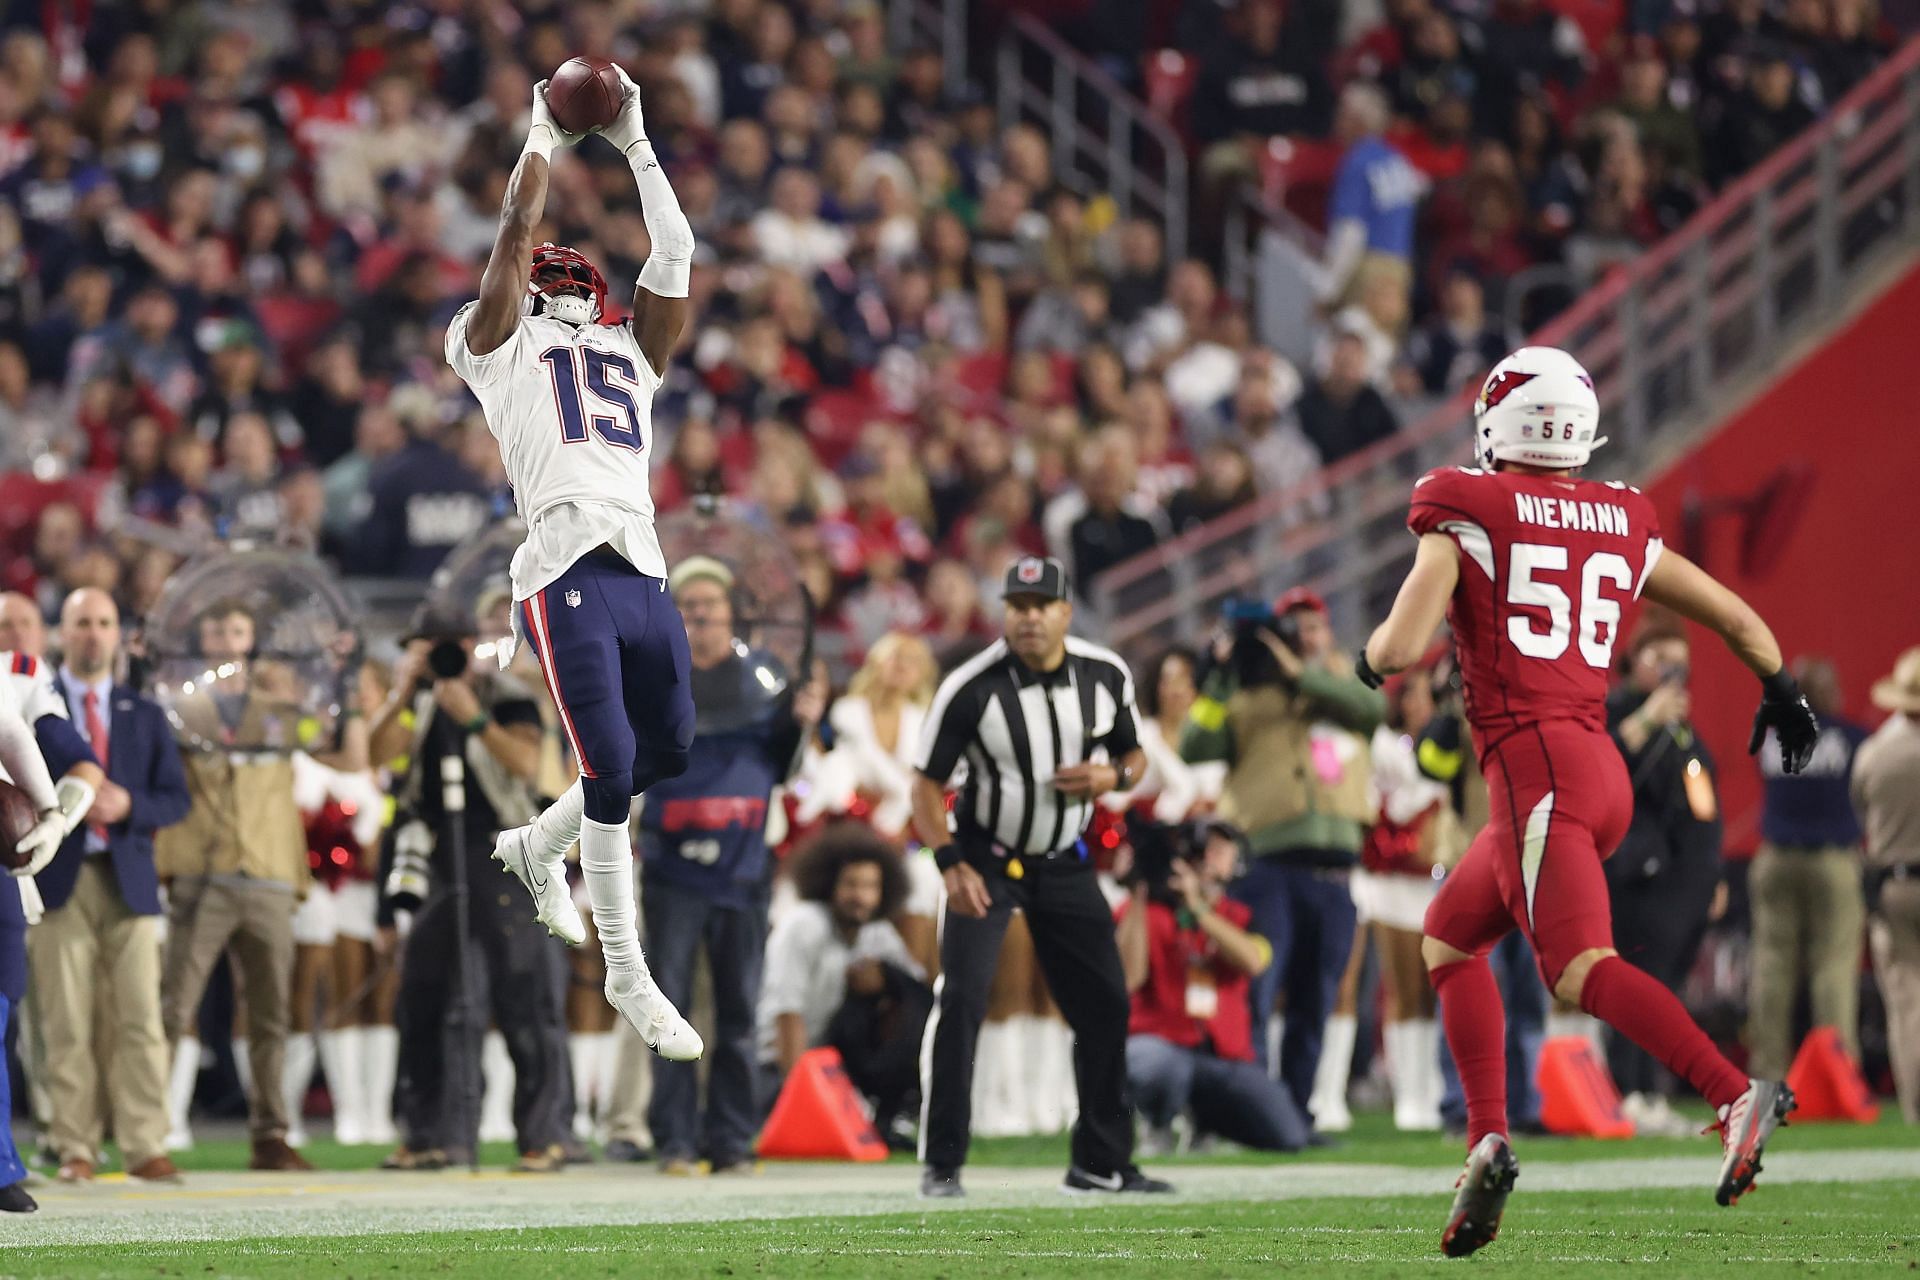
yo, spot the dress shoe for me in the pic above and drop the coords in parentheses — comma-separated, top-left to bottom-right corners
(57, 1157, 94, 1183)
(0, 1182, 36, 1213)
(379, 1147, 449, 1171)
(128, 1156, 183, 1183)
(249, 1137, 314, 1172)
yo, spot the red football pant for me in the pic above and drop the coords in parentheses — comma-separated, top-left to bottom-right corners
(1425, 723, 1748, 1132)
(1425, 723, 1631, 988)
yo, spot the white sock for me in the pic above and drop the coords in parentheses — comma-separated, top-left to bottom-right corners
(282, 1033, 316, 1146)
(530, 782, 585, 862)
(1412, 1018, 1447, 1118)
(362, 1025, 400, 1144)
(1310, 1014, 1357, 1131)
(479, 1030, 516, 1144)
(581, 816, 642, 974)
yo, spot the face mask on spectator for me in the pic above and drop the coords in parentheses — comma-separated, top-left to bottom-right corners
(227, 147, 266, 180)
(122, 141, 162, 181)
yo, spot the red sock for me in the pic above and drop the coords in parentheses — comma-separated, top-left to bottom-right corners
(1432, 957, 1507, 1148)
(1578, 955, 1747, 1109)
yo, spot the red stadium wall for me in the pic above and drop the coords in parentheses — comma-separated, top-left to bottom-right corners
(1634, 260, 1920, 853)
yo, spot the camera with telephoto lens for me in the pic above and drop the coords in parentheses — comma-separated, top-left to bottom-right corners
(1220, 596, 1299, 687)
(1121, 815, 1249, 909)
(384, 817, 433, 912)
(402, 600, 477, 695)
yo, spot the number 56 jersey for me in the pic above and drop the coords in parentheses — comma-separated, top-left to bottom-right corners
(446, 305, 668, 599)
(1409, 466, 1664, 742)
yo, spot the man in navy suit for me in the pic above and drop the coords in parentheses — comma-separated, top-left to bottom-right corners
(28, 588, 191, 1185)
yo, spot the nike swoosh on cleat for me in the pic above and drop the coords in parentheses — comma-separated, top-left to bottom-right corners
(1075, 1170, 1124, 1191)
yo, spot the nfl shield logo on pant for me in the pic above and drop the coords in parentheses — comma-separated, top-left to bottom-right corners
(565, 589, 582, 608)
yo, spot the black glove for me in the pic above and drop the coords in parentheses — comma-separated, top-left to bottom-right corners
(1749, 668, 1819, 773)
(1355, 647, 1386, 690)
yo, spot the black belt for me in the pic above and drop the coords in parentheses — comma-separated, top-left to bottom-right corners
(1884, 864, 1920, 881)
(958, 829, 1088, 876)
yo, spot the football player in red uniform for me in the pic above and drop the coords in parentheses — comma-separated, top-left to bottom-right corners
(1356, 347, 1821, 1257)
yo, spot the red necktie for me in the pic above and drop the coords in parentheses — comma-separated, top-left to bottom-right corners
(84, 689, 108, 838)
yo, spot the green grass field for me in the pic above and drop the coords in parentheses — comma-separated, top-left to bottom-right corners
(4, 1112, 1916, 1278)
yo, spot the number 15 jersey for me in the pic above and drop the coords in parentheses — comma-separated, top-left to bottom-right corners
(1409, 466, 1664, 742)
(446, 305, 668, 600)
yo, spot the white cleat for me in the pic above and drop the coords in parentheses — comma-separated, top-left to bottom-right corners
(492, 825, 585, 946)
(606, 968, 703, 1062)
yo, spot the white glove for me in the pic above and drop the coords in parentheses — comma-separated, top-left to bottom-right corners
(54, 774, 96, 837)
(10, 809, 64, 878)
(525, 79, 585, 160)
(598, 64, 648, 155)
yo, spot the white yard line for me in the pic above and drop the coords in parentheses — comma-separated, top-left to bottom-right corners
(1, 1149, 1916, 1249)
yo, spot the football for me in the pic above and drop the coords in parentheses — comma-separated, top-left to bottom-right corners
(0, 777, 42, 871)
(546, 56, 622, 135)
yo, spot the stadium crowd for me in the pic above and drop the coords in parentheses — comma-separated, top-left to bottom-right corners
(0, 0, 1913, 1198)
(0, 0, 1902, 673)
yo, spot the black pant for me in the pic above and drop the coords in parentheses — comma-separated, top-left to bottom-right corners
(395, 886, 569, 1155)
(1606, 855, 1719, 1095)
(830, 965, 934, 1133)
(922, 857, 1133, 1174)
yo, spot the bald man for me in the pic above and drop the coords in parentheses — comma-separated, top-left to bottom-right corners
(29, 588, 191, 1184)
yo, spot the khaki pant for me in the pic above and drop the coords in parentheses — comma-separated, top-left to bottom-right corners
(27, 861, 172, 1166)
(1871, 878, 1920, 1124)
(1746, 844, 1866, 1078)
(161, 876, 296, 1142)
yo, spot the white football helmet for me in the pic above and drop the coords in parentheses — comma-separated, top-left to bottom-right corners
(1472, 346, 1606, 470)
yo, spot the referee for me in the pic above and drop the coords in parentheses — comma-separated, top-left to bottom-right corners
(911, 555, 1171, 1199)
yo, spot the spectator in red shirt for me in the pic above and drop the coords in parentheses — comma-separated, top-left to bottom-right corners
(1115, 820, 1311, 1154)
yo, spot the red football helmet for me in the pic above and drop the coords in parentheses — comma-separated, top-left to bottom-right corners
(528, 242, 607, 325)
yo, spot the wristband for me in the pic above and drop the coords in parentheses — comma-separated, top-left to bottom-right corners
(522, 123, 561, 162)
(1114, 760, 1135, 790)
(1759, 668, 1800, 702)
(932, 843, 963, 872)
(1355, 648, 1385, 690)
(462, 712, 490, 736)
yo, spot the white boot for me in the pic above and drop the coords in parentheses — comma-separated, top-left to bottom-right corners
(478, 1030, 516, 1145)
(570, 1033, 598, 1140)
(232, 1036, 254, 1101)
(1309, 1014, 1356, 1133)
(318, 1027, 367, 1144)
(361, 1025, 400, 1147)
(1387, 1021, 1442, 1131)
(1022, 1015, 1075, 1135)
(1410, 1018, 1448, 1129)
(166, 1037, 200, 1151)
(282, 1033, 316, 1149)
(970, 1019, 1023, 1138)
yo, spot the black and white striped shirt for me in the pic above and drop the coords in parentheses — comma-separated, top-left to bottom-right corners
(914, 637, 1142, 858)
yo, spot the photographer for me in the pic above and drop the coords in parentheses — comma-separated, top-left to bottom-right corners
(1604, 620, 1723, 1136)
(1116, 819, 1309, 1154)
(368, 605, 569, 1171)
(1179, 588, 1384, 1117)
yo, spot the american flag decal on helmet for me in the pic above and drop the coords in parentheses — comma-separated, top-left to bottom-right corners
(1480, 370, 1538, 409)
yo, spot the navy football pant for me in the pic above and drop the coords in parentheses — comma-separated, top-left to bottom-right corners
(519, 553, 695, 822)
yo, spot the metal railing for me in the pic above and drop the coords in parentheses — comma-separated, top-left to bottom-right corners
(994, 14, 1188, 259)
(1090, 36, 1920, 659)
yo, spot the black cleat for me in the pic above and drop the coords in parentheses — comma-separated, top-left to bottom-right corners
(920, 1166, 964, 1199)
(1062, 1164, 1175, 1195)
(0, 1181, 37, 1213)
(1714, 1079, 1795, 1207)
(1441, 1133, 1519, 1258)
